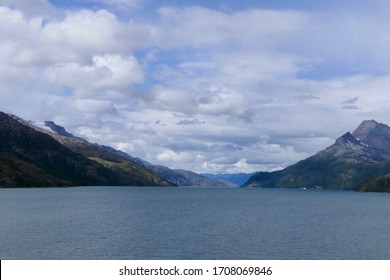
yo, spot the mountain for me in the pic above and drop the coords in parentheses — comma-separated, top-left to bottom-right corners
(0, 112, 122, 187)
(28, 118, 230, 187)
(173, 169, 237, 187)
(34, 119, 173, 187)
(356, 173, 390, 192)
(352, 120, 390, 157)
(201, 173, 254, 185)
(243, 120, 390, 190)
(43, 121, 75, 138)
(0, 112, 173, 187)
(38, 120, 231, 187)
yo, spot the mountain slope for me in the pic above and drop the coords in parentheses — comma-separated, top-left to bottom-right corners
(35, 121, 235, 187)
(25, 119, 173, 187)
(35, 119, 231, 187)
(356, 173, 390, 193)
(0, 112, 122, 187)
(243, 120, 390, 190)
(352, 120, 390, 157)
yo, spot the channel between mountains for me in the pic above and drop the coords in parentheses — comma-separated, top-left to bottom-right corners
(1, 111, 390, 192)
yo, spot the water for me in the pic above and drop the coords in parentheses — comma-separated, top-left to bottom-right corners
(1, 186, 390, 260)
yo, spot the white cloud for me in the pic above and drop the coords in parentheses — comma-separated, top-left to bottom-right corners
(74, 99, 117, 114)
(3, 2, 390, 174)
(40, 9, 148, 62)
(150, 6, 309, 49)
(45, 54, 144, 98)
(157, 150, 193, 163)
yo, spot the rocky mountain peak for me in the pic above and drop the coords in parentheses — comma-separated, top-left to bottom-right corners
(352, 119, 380, 136)
(335, 132, 361, 146)
(351, 119, 390, 157)
(243, 118, 390, 190)
(44, 121, 74, 138)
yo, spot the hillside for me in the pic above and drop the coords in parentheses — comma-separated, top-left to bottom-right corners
(356, 173, 390, 192)
(0, 112, 173, 187)
(0, 112, 121, 187)
(32, 119, 232, 187)
(243, 120, 390, 190)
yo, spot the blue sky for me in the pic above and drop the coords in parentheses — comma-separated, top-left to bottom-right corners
(1, 0, 390, 173)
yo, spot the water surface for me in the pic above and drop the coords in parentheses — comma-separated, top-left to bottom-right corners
(1, 187, 389, 259)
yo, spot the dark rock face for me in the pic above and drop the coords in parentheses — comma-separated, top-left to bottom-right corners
(243, 120, 390, 190)
(44, 121, 75, 138)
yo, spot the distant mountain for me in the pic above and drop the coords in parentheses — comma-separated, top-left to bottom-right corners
(0, 112, 173, 187)
(201, 173, 254, 185)
(243, 120, 390, 190)
(116, 156, 235, 187)
(173, 169, 237, 187)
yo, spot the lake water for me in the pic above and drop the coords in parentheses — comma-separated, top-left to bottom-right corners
(1, 186, 390, 260)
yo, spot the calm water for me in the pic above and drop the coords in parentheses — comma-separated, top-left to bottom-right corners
(1, 187, 390, 260)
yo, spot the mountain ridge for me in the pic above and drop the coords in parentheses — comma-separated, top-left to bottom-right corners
(0, 112, 124, 187)
(28, 117, 232, 187)
(243, 119, 390, 190)
(4, 112, 389, 190)
(1, 112, 173, 187)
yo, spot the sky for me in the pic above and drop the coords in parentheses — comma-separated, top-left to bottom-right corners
(1, 0, 390, 174)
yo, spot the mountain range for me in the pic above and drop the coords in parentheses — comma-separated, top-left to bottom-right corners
(3, 111, 390, 192)
(202, 172, 255, 185)
(243, 120, 390, 192)
(0, 112, 232, 188)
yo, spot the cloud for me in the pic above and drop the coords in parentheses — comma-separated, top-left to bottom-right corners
(80, 0, 146, 11)
(342, 105, 360, 110)
(74, 99, 117, 114)
(100, 0, 144, 9)
(0, 0, 52, 17)
(341, 96, 361, 110)
(40, 9, 148, 62)
(292, 95, 319, 102)
(45, 54, 144, 98)
(176, 119, 205, 125)
(288, 9, 390, 77)
(157, 150, 193, 163)
(150, 6, 309, 49)
(342, 96, 359, 105)
(3, 2, 390, 174)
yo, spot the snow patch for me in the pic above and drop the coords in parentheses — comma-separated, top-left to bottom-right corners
(28, 121, 53, 132)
